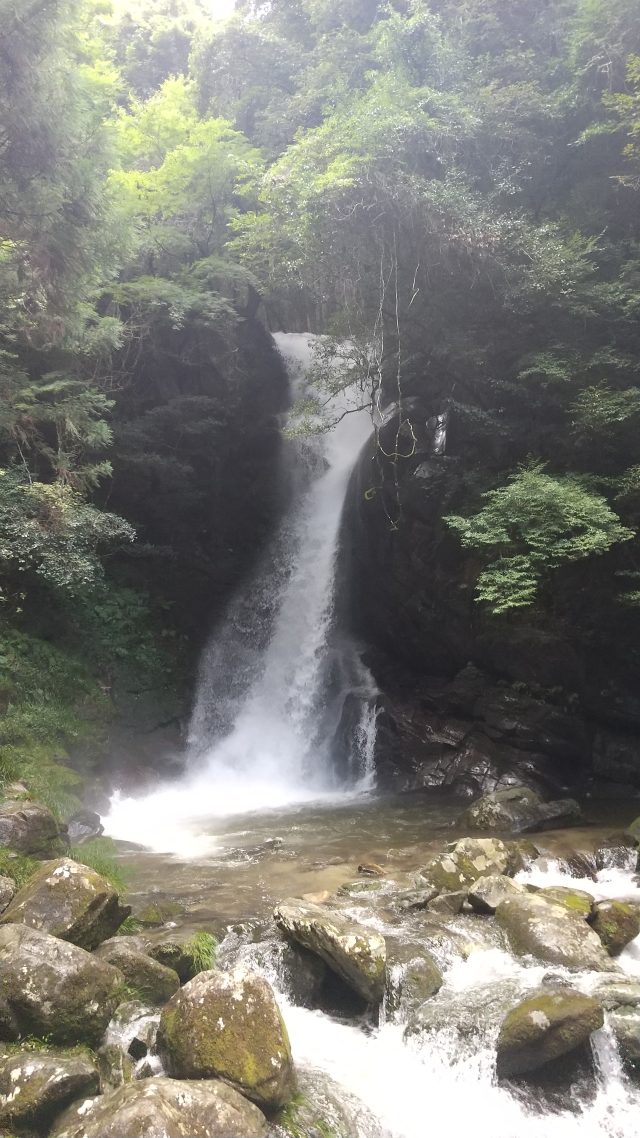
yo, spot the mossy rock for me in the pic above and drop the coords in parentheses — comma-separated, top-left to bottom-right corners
(496, 988, 604, 1078)
(0, 857, 130, 950)
(0, 800, 64, 857)
(273, 1068, 383, 1138)
(50, 1075, 267, 1138)
(495, 893, 617, 972)
(416, 837, 510, 894)
(0, 924, 124, 1047)
(94, 939, 180, 1004)
(385, 941, 443, 1020)
(537, 886, 594, 918)
(0, 1049, 99, 1131)
(590, 900, 640, 956)
(134, 901, 184, 928)
(157, 968, 295, 1111)
(147, 930, 217, 982)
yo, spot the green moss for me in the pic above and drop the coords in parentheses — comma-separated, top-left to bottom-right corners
(277, 1093, 339, 1138)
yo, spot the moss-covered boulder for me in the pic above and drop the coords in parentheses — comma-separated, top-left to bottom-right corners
(51, 1075, 267, 1138)
(468, 875, 526, 914)
(495, 894, 617, 972)
(0, 1050, 99, 1132)
(590, 900, 640, 956)
(0, 924, 124, 1046)
(496, 988, 604, 1078)
(0, 800, 64, 856)
(385, 941, 443, 1020)
(157, 968, 295, 1111)
(537, 886, 594, 918)
(0, 876, 15, 913)
(0, 857, 130, 950)
(94, 939, 180, 1004)
(461, 786, 580, 834)
(416, 837, 511, 894)
(274, 901, 386, 1004)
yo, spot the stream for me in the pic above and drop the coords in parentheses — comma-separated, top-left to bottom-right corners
(104, 334, 640, 1137)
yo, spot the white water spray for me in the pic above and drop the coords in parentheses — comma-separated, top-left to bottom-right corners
(105, 333, 377, 853)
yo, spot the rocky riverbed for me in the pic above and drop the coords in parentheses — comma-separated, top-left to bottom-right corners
(1, 783, 640, 1137)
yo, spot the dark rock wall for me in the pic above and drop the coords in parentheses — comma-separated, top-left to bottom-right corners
(341, 399, 640, 794)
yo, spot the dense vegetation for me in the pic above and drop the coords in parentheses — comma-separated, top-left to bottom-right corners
(1, 0, 639, 809)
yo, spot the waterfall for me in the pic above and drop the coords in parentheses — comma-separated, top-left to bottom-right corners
(105, 332, 377, 853)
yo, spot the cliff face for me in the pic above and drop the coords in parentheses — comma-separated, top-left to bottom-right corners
(342, 398, 640, 795)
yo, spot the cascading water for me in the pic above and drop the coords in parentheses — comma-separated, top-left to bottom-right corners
(105, 332, 377, 854)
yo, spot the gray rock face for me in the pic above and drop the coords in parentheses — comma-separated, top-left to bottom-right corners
(51, 1076, 267, 1138)
(461, 786, 581, 834)
(385, 942, 443, 1020)
(468, 874, 526, 914)
(417, 837, 511, 893)
(157, 968, 295, 1111)
(0, 799, 63, 856)
(495, 894, 618, 972)
(274, 900, 386, 1004)
(0, 924, 124, 1046)
(0, 1050, 99, 1131)
(94, 939, 180, 1004)
(608, 1009, 640, 1074)
(1, 858, 130, 950)
(496, 988, 604, 1078)
(67, 810, 104, 845)
(0, 876, 15, 914)
(273, 1067, 384, 1138)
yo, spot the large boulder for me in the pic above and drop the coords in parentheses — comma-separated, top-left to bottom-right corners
(274, 1067, 384, 1138)
(536, 886, 594, 918)
(461, 786, 580, 834)
(0, 799, 64, 856)
(416, 837, 511, 893)
(496, 988, 604, 1078)
(157, 968, 295, 1111)
(94, 939, 180, 1004)
(51, 1076, 267, 1138)
(495, 894, 617, 972)
(0, 924, 124, 1046)
(468, 875, 526, 914)
(274, 901, 386, 1004)
(0, 1050, 99, 1132)
(0, 857, 130, 950)
(590, 900, 640, 956)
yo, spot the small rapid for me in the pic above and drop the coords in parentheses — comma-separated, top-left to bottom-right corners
(105, 333, 376, 854)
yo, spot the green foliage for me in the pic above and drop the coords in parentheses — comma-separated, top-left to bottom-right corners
(0, 850, 39, 890)
(70, 838, 129, 893)
(184, 930, 218, 974)
(446, 465, 634, 613)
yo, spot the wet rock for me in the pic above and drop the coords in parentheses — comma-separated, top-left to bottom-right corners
(474, 690, 587, 762)
(461, 786, 580, 834)
(385, 941, 443, 1020)
(67, 810, 104, 845)
(0, 875, 15, 914)
(96, 1043, 135, 1090)
(405, 976, 526, 1044)
(274, 900, 386, 1004)
(1, 857, 130, 950)
(504, 839, 541, 874)
(594, 843, 637, 873)
(134, 900, 184, 928)
(279, 943, 328, 1008)
(590, 900, 640, 956)
(51, 1076, 267, 1138)
(105, 1000, 160, 1063)
(536, 887, 594, 917)
(357, 863, 385, 877)
(337, 879, 384, 896)
(417, 837, 511, 893)
(94, 939, 180, 1004)
(300, 891, 332, 904)
(496, 988, 604, 1079)
(157, 968, 295, 1111)
(0, 924, 124, 1046)
(274, 1067, 384, 1138)
(392, 887, 439, 912)
(591, 976, 640, 1010)
(608, 1008, 640, 1074)
(468, 874, 526, 914)
(495, 893, 617, 972)
(0, 800, 64, 856)
(428, 890, 467, 915)
(0, 1050, 99, 1132)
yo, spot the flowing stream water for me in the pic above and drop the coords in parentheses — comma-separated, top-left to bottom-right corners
(104, 333, 640, 1137)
